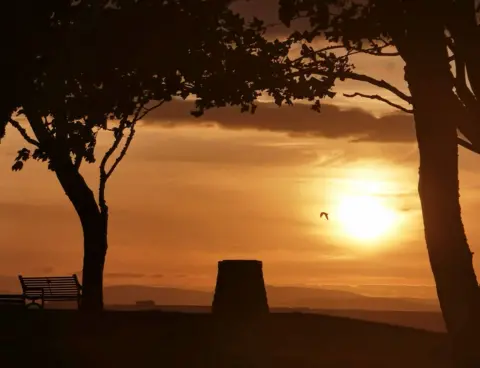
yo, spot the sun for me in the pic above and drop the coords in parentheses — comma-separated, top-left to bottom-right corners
(336, 194, 397, 243)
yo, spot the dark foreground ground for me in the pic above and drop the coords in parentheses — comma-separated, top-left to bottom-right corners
(0, 311, 450, 368)
(112, 305, 447, 332)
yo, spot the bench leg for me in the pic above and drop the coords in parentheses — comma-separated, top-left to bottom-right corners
(26, 301, 42, 309)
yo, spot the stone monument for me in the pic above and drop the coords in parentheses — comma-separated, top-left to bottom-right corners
(212, 259, 269, 317)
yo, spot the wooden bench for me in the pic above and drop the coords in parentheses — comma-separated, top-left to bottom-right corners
(18, 274, 82, 309)
(0, 294, 26, 309)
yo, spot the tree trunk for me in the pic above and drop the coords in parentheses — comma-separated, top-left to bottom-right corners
(404, 44, 480, 368)
(414, 85, 480, 367)
(24, 111, 108, 312)
(80, 213, 107, 312)
(54, 163, 107, 312)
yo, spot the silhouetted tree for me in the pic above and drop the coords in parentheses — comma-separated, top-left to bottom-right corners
(271, 0, 480, 365)
(0, 0, 298, 311)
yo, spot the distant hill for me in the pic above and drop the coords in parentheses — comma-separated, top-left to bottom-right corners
(0, 274, 440, 311)
(265, 285, 439, 311)
(103, 284, 440, 312)
(104, 285, 211, 306)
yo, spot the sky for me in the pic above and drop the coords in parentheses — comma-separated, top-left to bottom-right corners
(1, 0, 480, 299)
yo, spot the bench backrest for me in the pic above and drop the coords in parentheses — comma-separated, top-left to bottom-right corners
(19, 274, 82, 300)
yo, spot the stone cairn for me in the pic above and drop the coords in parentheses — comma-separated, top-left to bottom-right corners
(211, 259, 269, 317)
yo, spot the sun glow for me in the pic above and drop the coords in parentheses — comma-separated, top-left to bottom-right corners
(336, 194, 397, 242)
(312, 164, 410, 247)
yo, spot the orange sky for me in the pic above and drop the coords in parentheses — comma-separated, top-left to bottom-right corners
(1, 1, 480, 299)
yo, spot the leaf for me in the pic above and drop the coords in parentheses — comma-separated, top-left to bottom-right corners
(0, 119, 7, 140)
(15, 148, 31, 162)
(312, 100, 322, 113)
(12, 161, 24, 171)
(32, 148, 49, 162)
(278, 0, 297, 27)
(191, 109, 204, 118)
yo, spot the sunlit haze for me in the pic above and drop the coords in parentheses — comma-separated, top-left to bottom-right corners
(2, 0, 480, 304)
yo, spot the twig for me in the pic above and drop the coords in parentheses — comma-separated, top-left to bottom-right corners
(291, 45, 349, 63)
(343, 92, 413, 113)
(359, 49, 400, 57)
(8, 119, 40, 146)
(138, 100, 165, 121)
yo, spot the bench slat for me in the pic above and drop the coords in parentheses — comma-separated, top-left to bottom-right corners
(25, 282, 77, 287)
(23, 277, 78, 281)
(24, 287, 78, 290)
(22, 276, 77, 281)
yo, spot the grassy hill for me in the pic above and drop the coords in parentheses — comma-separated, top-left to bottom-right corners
(0, 310, 450, 368)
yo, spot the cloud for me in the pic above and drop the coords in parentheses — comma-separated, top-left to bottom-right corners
(141, 99, 415, 143)
(134, 134, 319, 166)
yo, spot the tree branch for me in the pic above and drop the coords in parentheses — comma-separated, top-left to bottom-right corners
(343, 92, 413, 113)
(458, 137, 480, 155)
(292, 67, 413, 104)
(291, 43, 399, 65)
(102, 100, 161, 180)
(99, 120, 126, 196)
(8, 119, 40, 146)
(451, 0, 480, 98)
(105, 122, 136, 180)
(339, 71, 413, 104)
(98, 104, 143, 216)
(98, 119, 125, 217)
(344, 93, 480, 156)
(98, 100, 165, 217)
(74, 155, 83, 170)
(447, 35, 478, 108)
(359, 49, 400, 57)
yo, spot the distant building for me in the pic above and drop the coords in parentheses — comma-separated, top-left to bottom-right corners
(135, 300, 156, 309)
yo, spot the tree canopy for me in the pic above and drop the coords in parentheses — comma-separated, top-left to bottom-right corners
(268, 0, 480, 153)
(0, 0, 335, 311)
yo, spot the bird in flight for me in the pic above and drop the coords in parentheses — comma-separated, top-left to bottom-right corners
(320, 212, 329, 220)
